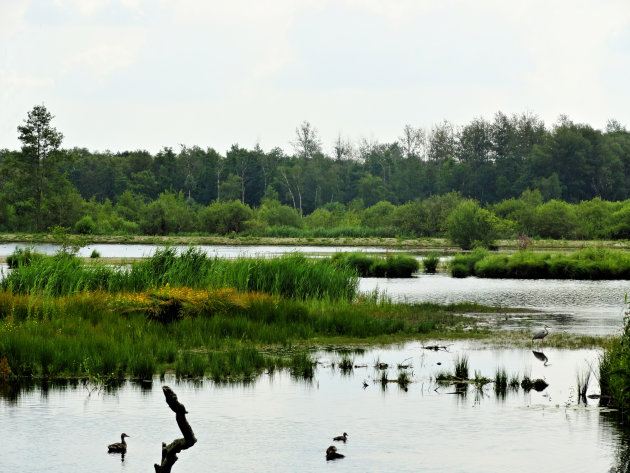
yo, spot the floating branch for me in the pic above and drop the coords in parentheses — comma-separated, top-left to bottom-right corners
(422, 345, 451, 352)
(154, 386, 197, 473)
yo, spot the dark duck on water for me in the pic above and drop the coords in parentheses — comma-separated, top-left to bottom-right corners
(107, 433, 130, 453)
(326, 445, 345, 461)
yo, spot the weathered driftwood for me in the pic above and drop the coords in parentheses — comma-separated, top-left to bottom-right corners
(154, 386, 197, 473)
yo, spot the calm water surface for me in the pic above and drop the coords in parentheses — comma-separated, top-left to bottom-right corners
(360, 274, 630, 336)
(0, 243, 397, 259)
(0, 342, 626, 473)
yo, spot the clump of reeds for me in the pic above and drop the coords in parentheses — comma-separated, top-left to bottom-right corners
(331, 252, 419, 278)
(577, 368, 592, 404)
(422, 252, 440, 274)
(454, 354, 469, 380)
(5, 247, 42, 269)
(379, 370, 389, 389)
(494, 367, 508, 394)
(397, 370, 411, 389)
(508, 373, 520, 390)
(338, 355, 354, 373)
(471, 370, 490, 388)
(435, 370, 453, 384)
(289, 351, 315, 379)
(521, 375, 534, 391)
(448, 248, 489, 278)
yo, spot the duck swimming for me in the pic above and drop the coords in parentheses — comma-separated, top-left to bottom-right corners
(326, 445, 345, 461)
(333, 432, 348, 442)
(108, 433, 130, 453)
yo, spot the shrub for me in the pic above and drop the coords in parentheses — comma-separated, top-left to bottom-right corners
(445, 200, 500, 250)
(74, 216, 96, 235)
(422, 252, 440, 273)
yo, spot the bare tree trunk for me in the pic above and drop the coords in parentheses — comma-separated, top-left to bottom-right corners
(280, 169, 297, 208)
(154, 386, 197, 473)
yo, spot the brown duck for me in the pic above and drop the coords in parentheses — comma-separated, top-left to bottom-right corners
(326, 445, 345, 461)
(333, 432, 348, 442)
(108, 433, 130, 453)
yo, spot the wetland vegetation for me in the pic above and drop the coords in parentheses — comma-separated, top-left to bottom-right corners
(0, 247, 522, 383)
(330, 252, 420, 277)
(449, 247, 630, 280)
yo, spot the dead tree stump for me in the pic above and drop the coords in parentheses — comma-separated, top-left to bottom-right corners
(154, 386, 197, 472)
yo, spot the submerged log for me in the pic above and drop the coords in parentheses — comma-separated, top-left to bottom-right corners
(154, 386, 197, 473)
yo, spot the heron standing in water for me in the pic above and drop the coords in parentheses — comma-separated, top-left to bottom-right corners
(532, 325, 551, 344)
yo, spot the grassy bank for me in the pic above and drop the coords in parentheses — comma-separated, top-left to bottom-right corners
(450, 247, 630, 279)
(3, 232, 630, 251)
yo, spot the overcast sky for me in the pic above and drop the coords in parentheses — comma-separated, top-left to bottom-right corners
(2, 0, 630, 155)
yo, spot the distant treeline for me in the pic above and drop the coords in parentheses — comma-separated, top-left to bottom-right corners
(1, 106, 630, 240)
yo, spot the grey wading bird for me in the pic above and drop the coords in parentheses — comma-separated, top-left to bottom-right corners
(108, 433, 130, 453)
(532, 325, 551, 344)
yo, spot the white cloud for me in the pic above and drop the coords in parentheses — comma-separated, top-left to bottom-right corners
(1, 0, 630, 153)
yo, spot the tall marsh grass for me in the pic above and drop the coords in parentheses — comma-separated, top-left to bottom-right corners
(450, 247, 630, 280)
(422, 252, 440, 274)
(494, 367, 508, 394)
(0, 289, 493, 379)
(454, 354, 469, 379)
(2, 248, 359, 300)
(331, 252, 419, 278)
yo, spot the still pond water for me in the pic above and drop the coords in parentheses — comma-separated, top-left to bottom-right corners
(1, 244, 629, 472)
(1, 342, 627, 473)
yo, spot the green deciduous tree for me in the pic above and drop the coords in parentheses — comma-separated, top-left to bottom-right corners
(445, 200, 500, 250)
(198, 200, 253, 234)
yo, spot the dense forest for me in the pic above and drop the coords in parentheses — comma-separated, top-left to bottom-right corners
(1, 105, 630, 244)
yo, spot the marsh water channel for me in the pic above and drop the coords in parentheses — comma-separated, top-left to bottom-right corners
(1, 243, 629, 471)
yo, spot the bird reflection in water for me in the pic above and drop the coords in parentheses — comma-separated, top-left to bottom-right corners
(532, 350, 549, 366)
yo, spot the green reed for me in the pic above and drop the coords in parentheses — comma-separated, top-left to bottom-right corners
(494, 367, 508, 393)
(330, 252, 420, 278)
(454, 354, 469, 379)
(457, 247, 630, 280)
(422, 252, 440, 273)
(0, 287, 503, 380)
(1, 247, 359, 300)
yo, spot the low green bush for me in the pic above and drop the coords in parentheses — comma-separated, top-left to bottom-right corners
(422, 252, 440, 273)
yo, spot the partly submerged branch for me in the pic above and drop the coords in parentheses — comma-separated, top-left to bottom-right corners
(154, 386, 197, 473)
